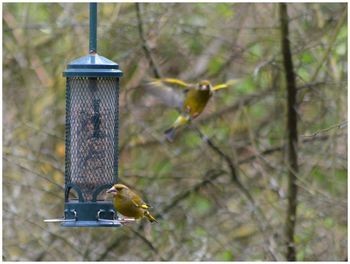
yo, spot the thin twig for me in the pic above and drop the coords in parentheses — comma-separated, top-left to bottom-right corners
(192, 125, 255, 204)
(241, 132, 345, 165)
(21, 121, 64, 140)
(310, 9, 347, 82)
(3, 156, 63, 189)
(301, 120, 347, 138)
(96, 236, 125, 261)
(128, 226, 165, 261)
(191, 125, 281, 260)
(3, 208, 82, 258)
(135, 3, 161, 78)
(198, 88, 273, 124)
(160, 169, 226, 216)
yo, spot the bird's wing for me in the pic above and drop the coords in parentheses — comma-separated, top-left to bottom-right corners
(151, 78, 192, 89)
(145, 78, 192, 110)
(211, 79, 241, 92)
(131, 194, 151, 209)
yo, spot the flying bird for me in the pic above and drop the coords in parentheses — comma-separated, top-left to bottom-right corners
(147, 78, 238, 141)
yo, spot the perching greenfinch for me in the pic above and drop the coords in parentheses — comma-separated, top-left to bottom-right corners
(106, 183, 158, 223)
(148, 78, 238, 142)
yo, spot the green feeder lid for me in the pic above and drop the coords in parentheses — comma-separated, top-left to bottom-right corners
(63, 53, 123, 78)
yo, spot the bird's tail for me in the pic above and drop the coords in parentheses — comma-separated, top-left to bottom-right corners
(164, 114, 190, 142)
(164, 126, 176, 142)
(144, 211, 158, 223)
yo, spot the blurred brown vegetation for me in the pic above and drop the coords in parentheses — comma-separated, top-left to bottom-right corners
(3, 3, 347, 261)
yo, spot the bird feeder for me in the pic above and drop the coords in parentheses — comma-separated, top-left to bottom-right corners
(46, 3, 122, 227)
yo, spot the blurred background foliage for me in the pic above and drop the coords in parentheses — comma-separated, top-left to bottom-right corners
(3, 2, 347, 261)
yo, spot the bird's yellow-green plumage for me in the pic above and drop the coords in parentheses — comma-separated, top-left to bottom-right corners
(171, 115, 191, 129)
(107, 184, 157, 223)
(182, 85, 212, 117)
(164, 80, 213, 141)
(148, 78, 239, 141)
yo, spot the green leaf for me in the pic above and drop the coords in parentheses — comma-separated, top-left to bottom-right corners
(301, 52, 314, 64)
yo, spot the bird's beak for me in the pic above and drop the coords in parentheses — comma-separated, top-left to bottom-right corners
(200, 85, 210, 91)
(106, 186, 117, 195)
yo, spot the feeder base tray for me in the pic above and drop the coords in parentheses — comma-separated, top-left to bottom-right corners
(62, 219, 122, 227)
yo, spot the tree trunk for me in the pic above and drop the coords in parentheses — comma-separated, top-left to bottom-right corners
(279, 3, 299, 261)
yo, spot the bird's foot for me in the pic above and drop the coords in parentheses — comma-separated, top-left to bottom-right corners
(118, 218, 136, 225)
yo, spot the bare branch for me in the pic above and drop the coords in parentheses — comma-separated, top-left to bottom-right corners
(128, 226, 165, 261)
(301, 120, 347, 138)
(310, 9, 347, 82)
(135, 3, 161, 78)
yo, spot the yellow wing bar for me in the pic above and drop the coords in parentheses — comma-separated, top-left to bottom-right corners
(211, 79, 240, 91)
(161, 78, 191, 88)
(149, 77, 240, 91)
(150, 78, 191, 89)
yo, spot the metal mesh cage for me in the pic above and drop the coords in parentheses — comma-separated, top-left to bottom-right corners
(65, 77, 119, 201)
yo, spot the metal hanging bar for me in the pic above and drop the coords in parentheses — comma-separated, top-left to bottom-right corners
(89, 3, 97, 54)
